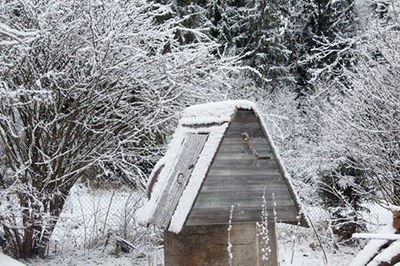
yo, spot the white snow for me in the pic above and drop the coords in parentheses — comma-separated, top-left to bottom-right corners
(350, 223, 397, 266)
(353, 233, 400, 241)
(368, 241, 400, 266)
(0, 253, 26, 266)
(180, 100, 256, 125)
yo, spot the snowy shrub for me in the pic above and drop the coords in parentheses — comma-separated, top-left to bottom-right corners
(0, 0, 249, 258)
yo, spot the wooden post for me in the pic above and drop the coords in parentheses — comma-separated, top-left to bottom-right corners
(266, 221, 278, 266)
(165, 223, 280, 266)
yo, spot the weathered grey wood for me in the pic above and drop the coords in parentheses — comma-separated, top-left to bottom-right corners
(196, 191, 295, 200)
(261, 221, 279, 266)
(212, 158, 277, 168)
(214, 153, 275, 160)
(164, 224, 265, 266)
(205, 174, 284, 182)
(151, 133, 208, 229)
(219, 139, 268, 146)
(218, 144, 272, 153)
(229, 121, 260, 127)
(231, 110, 259, 122)
(186, 109, 302, 227)
(225, 128, 265, 138)
(206, 173, 283, 180)
(199, 184, 289, 192)
(207, 167, 281, 176)
(186, 206, 299, 225)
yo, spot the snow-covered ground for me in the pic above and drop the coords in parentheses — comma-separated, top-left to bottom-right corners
(0, 253, 26, 266)
(5, 184, 389, 266)
(277, 223, 357, 266)
(23, 224, 357, 266)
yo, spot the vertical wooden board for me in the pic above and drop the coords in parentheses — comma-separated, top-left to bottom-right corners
(152, 133, 208, 229)
(164, 223, 267, 266)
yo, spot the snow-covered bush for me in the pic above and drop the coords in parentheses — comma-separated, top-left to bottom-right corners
(0, 0, 249, 258)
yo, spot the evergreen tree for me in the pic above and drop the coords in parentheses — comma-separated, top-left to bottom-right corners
(286, 0, 357, 97)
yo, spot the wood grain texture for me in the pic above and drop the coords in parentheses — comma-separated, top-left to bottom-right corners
(164, 224, 269, 266)
(151, 133, 208, 229)
(186, 109, 301, 226)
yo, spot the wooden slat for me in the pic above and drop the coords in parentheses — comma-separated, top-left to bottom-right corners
(151, 133, 208, 229)
(225, 128, 265, 138)
(218, 145, 272, 153)
(199, 184, 290, 192)
(212, 158, 277, 168)
(205, 174, 283, 182)
(207, 167, 280, 176)
(189, 205, 300, 217)
(220, 138, 268, 144)
(193, 197, 295, 209)
(186, 109, 302, 226)
(186, 205, 300, 226)
(194, 191, 295, 203)
(229, 121, 260, 128)
(231, 110, 259, 123)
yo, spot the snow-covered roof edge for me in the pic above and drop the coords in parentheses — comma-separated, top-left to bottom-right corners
(253, 105, 310, 227)
(180, 100, 256, 125)
(168, 124, 228, 233)
(137, 125, 187, 225)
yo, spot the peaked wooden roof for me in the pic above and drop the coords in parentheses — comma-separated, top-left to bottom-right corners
(139, 100, 307, 233)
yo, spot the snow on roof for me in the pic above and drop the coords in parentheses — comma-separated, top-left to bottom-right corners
(137, 100, 305, 233)
(180, 100, 256, 125)
(138, 103, 240, 231)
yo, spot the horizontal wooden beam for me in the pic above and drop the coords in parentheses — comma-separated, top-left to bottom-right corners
(352, 233, 400, 240)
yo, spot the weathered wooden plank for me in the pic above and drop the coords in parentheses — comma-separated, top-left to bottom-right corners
(224, 128, 265, 138)
(214, 153, 275, 160)
(165, 224, 267, 266)
(200, 184, 288, 192)
(217, 144, 272, 152)
(212, 158, 277, 168)
(205, 174, 283, 182)
(181, 109, 303, 227)
(208, 167, 280, 176)
(231, 110, 259, 123)
(151, 133, 208, 229)
(229, 123, 260, 129)
(193, 199, 296, 210)
(194, 194, 295, 205)
(186, 206, 300, 225)
(189, 205, 300, 217)
(220, 138, 268, 144)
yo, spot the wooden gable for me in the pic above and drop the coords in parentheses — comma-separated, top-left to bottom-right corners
(186, 109, 303, 226)
(139, 101, 307, 233)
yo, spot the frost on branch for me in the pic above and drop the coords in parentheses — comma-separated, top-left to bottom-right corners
(0, 0, 248, 259)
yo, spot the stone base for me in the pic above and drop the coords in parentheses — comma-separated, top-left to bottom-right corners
(164, 223, 278, 266)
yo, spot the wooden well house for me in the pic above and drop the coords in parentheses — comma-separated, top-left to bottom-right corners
(139, 100, 308, 265)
